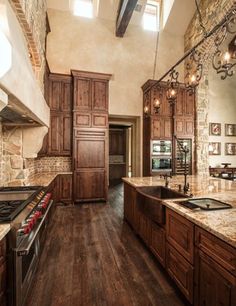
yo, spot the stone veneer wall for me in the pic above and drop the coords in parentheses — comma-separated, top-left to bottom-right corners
(184, 0, 235, 175)
(25, 157, 72, 175)
(9, 0, 47, 89)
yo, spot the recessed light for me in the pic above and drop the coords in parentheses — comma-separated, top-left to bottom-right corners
(21, 114, 27, 118)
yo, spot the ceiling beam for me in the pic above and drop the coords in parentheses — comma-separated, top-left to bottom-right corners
(116, 0, 138, 37)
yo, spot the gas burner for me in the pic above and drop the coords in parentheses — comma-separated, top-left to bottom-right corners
(0, 186, 41, 192)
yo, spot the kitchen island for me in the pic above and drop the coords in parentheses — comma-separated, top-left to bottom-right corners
(123, 175, 236, 306)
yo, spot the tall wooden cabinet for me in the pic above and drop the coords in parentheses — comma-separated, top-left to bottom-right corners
(72, 70, 111, 203)
(142, 80, 195, 176)
(39, 73, 72, 156)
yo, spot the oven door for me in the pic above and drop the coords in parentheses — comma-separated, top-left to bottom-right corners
(151, 140, 172, 156)
(151, 157, 172, 172)
(14, 236, 40, 306)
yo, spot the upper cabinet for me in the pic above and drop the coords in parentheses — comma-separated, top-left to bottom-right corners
(38, 73, 72, 157)
(72, 71, 110, 113)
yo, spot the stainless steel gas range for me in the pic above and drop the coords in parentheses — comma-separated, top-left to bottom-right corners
(0, 186, 54, 306)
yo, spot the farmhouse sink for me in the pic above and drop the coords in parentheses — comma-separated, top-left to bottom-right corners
(136, 186, 187, 200)
(136, 186, 188, 225)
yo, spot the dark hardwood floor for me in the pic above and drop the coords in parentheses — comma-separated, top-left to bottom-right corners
(25, 183, 187, 306)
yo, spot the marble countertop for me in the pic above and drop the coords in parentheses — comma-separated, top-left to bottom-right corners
(123, 175, 236, 248)
(0, 172, 72, 241)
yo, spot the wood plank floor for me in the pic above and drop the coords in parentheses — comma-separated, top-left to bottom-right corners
(25, 183, 188, 306)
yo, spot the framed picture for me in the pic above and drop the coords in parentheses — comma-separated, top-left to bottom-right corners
(209, 142, 221, 155)
(225, 143, 236, 155)
(209, 123, 221, 136)
(225, 124, 236, 136)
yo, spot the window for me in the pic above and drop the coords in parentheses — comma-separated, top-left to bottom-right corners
(73, 0, 93, 18)
(143, 0, 160, 31)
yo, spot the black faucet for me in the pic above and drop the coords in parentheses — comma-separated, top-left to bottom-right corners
(174, 135, 190, 194)
(160, 173, 172, 188)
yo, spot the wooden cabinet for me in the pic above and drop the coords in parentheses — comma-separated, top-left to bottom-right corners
(72, 70, 111, 203)
(195, 226, 236, 306)
(150, 222, 166, 267)
(195, 250, 236, 306)
(0, 238, 7, 306)
(142, 80, 195, 176)
(59, 174, 72, 204)
(166, 242, 194, 303)
(139, 212, 151, 245)
(39, 73, 72, 156)
(166, 208, 194, 264)
(123, 182, 139, 232)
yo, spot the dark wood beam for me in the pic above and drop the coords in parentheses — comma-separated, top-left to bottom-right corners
(116, 0, 138, 37)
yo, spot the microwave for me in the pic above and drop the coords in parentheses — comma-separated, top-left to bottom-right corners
(151, 157, 172, 172)
(151, 140, 172, 156)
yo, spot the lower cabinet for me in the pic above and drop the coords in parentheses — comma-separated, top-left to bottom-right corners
(195, 250, 236, 306)
(166, 242, 193, 303)
(150, 222, 166, 267)
(123, 182, 236, 306)
(0, 238, 7, 306)
(59, 174, 72, 204)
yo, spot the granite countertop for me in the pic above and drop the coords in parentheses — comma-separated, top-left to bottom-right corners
(0, 171, 73, 241)
(123, 175, 236, 248)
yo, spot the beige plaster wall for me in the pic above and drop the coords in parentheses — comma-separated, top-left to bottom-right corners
(208, 71, 236, 167)
(47, 9, 185, 117)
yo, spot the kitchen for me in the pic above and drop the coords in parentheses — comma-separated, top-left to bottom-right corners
(0, 0, 236, 305)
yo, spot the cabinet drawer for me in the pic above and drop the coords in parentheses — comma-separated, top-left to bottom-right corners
(166, 209, 194, 264)
(195, 227, 236, 276)
(92, 113, 108, 128)
(166, 243, 193, 303)
(150, 222, 166, 267)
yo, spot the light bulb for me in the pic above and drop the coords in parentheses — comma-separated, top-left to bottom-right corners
(154, 98, 160, 107)
(190, 74, 196, 84)
(222, 51, 231, 65)
(144, 106, 149, 113)
(170, 89, 176, 97)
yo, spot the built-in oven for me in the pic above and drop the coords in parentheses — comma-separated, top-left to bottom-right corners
(151, 156, 172, 172)
(151, 140, 172, 156)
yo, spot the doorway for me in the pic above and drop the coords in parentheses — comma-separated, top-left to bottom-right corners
(108, 115, 141, 185)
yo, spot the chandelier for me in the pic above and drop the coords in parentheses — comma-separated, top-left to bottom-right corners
(144, 1, 236, 116)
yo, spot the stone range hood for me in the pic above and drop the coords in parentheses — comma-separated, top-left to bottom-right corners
(0, 0, 49, 127)
(0, 0, 49, 158)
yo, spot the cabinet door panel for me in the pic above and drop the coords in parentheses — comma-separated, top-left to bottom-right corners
(73, 170, 106, 202)
(49, 114, 61, 154)
(166, 243, 193, 303)
(74, 113, 91, 128)
(150, 223, 166, 267)
(74, 78, 91, 111)
(92, 80, 108, 111)
(59, 175, 72, 203)
(61, 81, 72, 112)
(195, 250, 236, 306)
(166, 209, 194, 264)
(61, 114, 72, 155)
(185, 120, 194, 136)
(185, 92, 195, 116)
(92, 113, 108, 128)
(163, 118, 172, 138)
(74, 138, 105, 169)
(49, 80, 61, 111)
(152, 118, 161, 138)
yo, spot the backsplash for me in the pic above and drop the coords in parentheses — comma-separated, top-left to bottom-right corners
(25, 157, 72, 175)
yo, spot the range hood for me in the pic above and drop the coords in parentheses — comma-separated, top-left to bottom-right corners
(0, 0, 50, 127)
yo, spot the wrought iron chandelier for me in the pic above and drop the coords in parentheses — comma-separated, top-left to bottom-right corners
(144, 0, 236, 116)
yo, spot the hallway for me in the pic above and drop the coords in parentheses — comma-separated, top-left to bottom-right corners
(25, 183, 187, 306)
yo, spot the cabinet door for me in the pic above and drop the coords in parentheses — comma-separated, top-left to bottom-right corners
(48, 78, 61, 111)
(73, 77, 91, 111)
(49, 114, 61, 155)
(152, 118, 172, 139)
(152, 118, 161, 138)
(138, 212, 151, 245)
(195, 250, 236, 306)
(185, 91, 195, 116)
(61, 114, 72, 155)
(59, 175, 72, 203)
(150, 222, 166, 267)
(166, 208, 194, 264)
(166, 243, 193, 303)
(73, 170, 107, 202)
(92, 79, 108, 112)
(61, 81, 72, 112)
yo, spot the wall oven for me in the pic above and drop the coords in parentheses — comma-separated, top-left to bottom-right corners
(151, 156, 172, 172)
(151, 140, 172, 156)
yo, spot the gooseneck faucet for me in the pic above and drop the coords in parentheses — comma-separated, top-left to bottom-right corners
(174, 135, 190, 194)
(160, 173, 172, 188)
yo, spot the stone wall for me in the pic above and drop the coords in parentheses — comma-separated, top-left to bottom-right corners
(9, 0, 47, 89)
(184, 0, 235, 175)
